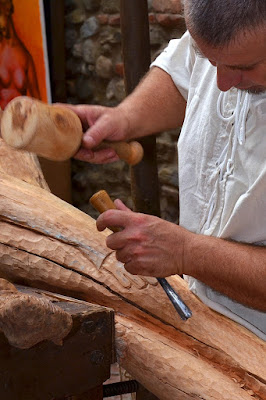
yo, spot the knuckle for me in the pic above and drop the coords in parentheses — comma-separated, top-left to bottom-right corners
(103, 209, 116, 220)
(132, 246, 143, 258)
(124, 264, 138, 275)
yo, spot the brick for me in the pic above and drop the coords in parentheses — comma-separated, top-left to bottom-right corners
(115, 62, 124, 77)
(156, 13, 184, 28)
(148, 13, 156, 24)
(97, 14, 109, 25)
(108, 14, 120, 26)
(152, 0, 182, 14)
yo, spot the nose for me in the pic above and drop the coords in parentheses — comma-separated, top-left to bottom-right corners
(216, 66, 242, 92)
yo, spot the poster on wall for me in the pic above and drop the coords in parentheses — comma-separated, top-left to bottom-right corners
(0, 0, 51, 110)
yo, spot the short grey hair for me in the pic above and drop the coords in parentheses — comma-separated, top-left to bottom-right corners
(184, 0, 266, 46)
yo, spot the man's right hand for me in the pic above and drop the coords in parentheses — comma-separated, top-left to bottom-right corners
(63, 67, 186, 164)
(64, 104, 130, 164)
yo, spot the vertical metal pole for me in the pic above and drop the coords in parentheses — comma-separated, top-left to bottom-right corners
(120, 0, 161, 217)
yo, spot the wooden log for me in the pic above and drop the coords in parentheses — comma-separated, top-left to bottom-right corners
(116, 315, 260, 400)
(0, 172, 265, 399)
(0, 282, 114, 400)
(0, 143, 264, 399)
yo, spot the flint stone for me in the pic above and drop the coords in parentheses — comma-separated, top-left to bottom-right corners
(75, 76, 94, 100)
(72, 41, 83, 58)
(152, 0, 182, 14)
(65, 29, 78, 49)
(100, 27, 121, 44)
(65, 8, 87, 24)
(80, 16, 100, 39)
(149, 26, 167, 46)
(106, 78, 125, 102)
(102, 0, 120, 14)
(96, 55, 113, 79)
(82, 0, 101, 11)
(83, 39, 98, 63)
(65, 0, 83, 12)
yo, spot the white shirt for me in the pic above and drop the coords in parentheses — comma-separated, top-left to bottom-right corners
(151, 31, 266, 340)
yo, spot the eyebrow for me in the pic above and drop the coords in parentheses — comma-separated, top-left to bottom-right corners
(192, 41, 259, 70)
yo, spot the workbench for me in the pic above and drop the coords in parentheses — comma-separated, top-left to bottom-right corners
(0, 286, 114, 400)
(0, 285, 159, 400)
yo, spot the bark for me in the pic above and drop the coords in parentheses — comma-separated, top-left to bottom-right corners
(0, 141, 265, 400)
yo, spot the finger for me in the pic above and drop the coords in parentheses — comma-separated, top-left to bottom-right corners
(55, 103, 105, 132)
(96, 209, 131, 232)
(82, 110, 124, 149)
(82, 118, 115, 149)
(114, 199, 132, 212)
(106, 231, 126, 250)
(115, 248, 131, 264)
(124, 260, 142, 276)
(74, 148, 119, 164)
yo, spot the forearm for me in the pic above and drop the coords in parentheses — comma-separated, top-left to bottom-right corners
(184, 233, 266, 310)
(118, 67, 186, 140)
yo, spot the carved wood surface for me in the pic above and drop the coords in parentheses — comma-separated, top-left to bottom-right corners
(0, 141, 265, 400)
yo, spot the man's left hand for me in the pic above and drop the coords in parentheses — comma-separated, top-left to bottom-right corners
(96, 199, 192, 277)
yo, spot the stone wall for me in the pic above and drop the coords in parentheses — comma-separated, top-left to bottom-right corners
(65, 0, 186, 222)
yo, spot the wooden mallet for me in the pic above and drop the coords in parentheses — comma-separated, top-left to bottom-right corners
(0, 96, 144, 165)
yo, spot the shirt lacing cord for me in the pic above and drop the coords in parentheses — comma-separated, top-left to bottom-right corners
(201, 90, 251, 232)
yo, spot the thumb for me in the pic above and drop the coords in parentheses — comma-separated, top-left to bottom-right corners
(114, 199, 132, 212)
(82, 108, 125, 149)
(82, 118, 108, 149)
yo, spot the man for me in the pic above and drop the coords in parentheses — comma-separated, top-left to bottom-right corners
(68, 0, 266, 340)
(0, 0, 40, 109)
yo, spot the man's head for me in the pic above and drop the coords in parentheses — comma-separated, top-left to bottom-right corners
(184, 0, 266, 93)
(0, 0, 13, 40)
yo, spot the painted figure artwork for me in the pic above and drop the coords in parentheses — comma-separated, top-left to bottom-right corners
(0, 0, 50, 110)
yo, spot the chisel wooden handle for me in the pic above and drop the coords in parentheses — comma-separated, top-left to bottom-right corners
(0, 96, 144, 165)
(90, 190, 120, 232)
(90, 190, 192, 321)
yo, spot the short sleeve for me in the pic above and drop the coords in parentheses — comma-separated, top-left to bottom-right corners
(150, 31, 196, 101)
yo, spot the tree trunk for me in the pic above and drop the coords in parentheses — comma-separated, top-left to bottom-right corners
(0, 140, 265, 400)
